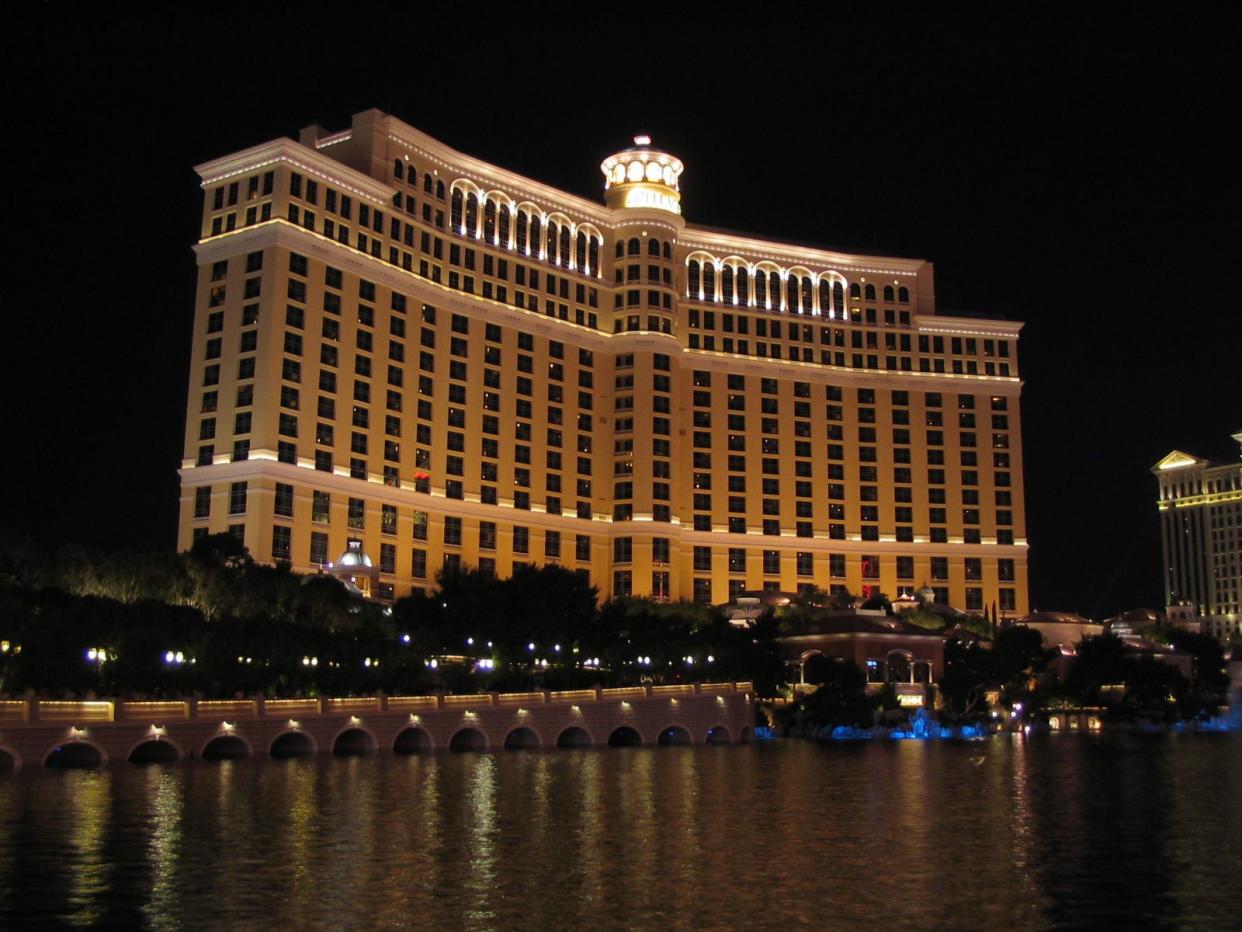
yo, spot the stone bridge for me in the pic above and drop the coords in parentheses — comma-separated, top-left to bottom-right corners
(0, 683, 755, 770)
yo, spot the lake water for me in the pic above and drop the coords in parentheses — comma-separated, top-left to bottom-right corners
(1, 734, 1239, 929)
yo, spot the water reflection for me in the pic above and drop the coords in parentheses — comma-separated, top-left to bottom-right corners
(143, 767, 183, 925)
(0, 737, 1239, 928)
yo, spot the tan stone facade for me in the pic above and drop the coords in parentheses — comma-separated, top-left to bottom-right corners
(178, 109, 1029, 615)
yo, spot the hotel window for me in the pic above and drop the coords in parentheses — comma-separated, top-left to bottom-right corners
(311, 491, 330, 524)
(763, 550, 780, 575)
(310, 532, 328, 567)
(346, 497, 365, 530)
(271, 526, 291, 561)
(513, 526, 529, 554)
(693, 578, 712, 604)
(193, 486, 211, 519)
(479, 521, 497, 550)
(228, 481, 247, 515)
(690, 546, 712, 572)
(274, 483, 294, 518)
(444, 517, 462, 546)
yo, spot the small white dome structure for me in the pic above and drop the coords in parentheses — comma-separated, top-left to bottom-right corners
(327, 538, 377, 597)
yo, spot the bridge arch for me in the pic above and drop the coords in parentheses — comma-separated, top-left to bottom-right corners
(556, 725, 593, 749)
(503, 726, 542, 750)
(739, 726, 755, 743)
(0, 743, 20, 770)
(657, 725, 693, 746)
(393, 726, 434, 753)
(127, 736, 183, 764)
(607, 725, 644, 747)
(332, 726, 378, 756)
(201, 733, 252, 760)
(269, 730, 317, 759)
(449, 727, 488, 752)
(706, 724, 733, 745)
(43, 737, 108, 769)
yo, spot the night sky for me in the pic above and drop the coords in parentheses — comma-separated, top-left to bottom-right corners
(5, 11, 1237, 616)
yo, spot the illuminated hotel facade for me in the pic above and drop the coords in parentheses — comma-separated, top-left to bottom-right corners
(178, 109, 1029, 615)
(1153, 435, 1242, 638)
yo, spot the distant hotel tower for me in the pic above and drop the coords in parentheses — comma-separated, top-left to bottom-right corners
(178, 109, 1029, 615)
(1153, 434, 1242, 634)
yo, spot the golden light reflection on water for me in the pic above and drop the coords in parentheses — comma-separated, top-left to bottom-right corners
(143, 768, 183, 924)
(275, 760, 319, 928)
(1007, 733, 1040, 903)
(65, 770, 111, 927)
(575, 750, 604, 910)
(463, 754, 498, 929)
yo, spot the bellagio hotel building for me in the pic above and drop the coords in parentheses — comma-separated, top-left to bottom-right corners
(178, 109, 1029, 616)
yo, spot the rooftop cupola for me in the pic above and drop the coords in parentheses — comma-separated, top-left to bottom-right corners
(601, 135, 684, 215)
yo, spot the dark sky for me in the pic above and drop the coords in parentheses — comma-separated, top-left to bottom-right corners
(4, 11, 1237, 616)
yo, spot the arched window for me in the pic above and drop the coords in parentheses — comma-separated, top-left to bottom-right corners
(864, 283, 876, 300)
(627, 237, 641, 256)
(898, 286, 910, 303)
(850, 282, 861, 299)
(883, 285, 895, 302)
(801, 278, 813, 314)
(435, 180, 445, 200)
(737, 267, 750, 305)
(786, 275, 798, 312)
(576, 231, 587, 270)
(498, 205, 510, 246)
(516, 211, 528, 252)
(546, 222, 558, 263)
(648, 238, 661, 257)
(406, 166, 416, 188)
(834, 281, 845, 315)
(887, 651, 912, 684)
(615, 240, 624, 258)
(687, 260, 701, 296)
(721, 266, 734, 303)
(559, 226, 571, 268)
(589, 237, 600, 275)
(702, 263, 716, 301)
(483, 200, 496, 242)
(424, 174, 433, 195)
(393, 159, 404, 180)
(819, 280, 831, 314)
(529, 214, 541, 256)
(450, 189, 464, 232)
(663, 242, 672, 260)
(465, 194, 479, 238)
(755, 270, 768, 308)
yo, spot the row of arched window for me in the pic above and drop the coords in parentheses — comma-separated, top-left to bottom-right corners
(448, 186, 603, 276)
(395, 158, 605, 276)
(393, 158, 446, 201)
(686, 257, 910, 313)
(614, 236, 673, 260)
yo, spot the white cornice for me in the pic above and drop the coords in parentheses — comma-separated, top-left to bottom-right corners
(679, 227, 928, 277)
(917, 315, 1024, 337)
(194, 139, 394, 207)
